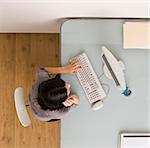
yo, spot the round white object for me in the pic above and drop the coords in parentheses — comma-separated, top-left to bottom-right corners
(91, 100, 104, 111)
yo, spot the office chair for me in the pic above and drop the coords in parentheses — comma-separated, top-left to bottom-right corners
(14, 87, 31, 127)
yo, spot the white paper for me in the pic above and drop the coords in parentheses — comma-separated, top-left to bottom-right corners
(123, 137, 150, 148)
(121, 133, 150, 148)
(123, 22, 150, 49)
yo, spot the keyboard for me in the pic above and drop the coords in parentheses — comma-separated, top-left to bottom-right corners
(70, 53, 106, 104)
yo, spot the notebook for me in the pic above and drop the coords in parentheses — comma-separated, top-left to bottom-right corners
(123, 22, 150, 49)
(120, 133, 150, 148)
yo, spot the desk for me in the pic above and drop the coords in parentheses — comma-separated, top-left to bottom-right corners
(60, 19, 150, 148)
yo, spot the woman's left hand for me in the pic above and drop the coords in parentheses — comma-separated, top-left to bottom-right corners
(63, 95, 80, 107)
(68, 95, 80, 105)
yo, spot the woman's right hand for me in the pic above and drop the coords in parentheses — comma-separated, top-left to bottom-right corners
(64, 62, 81, 74)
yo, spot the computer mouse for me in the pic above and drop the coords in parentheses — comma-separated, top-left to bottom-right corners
(91, 100, 104, 111)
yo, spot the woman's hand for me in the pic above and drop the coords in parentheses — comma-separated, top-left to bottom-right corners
(64, 62, 81, 74)
(69, 95, 80, 105)
(63, 95, 80, 107)
(44, 61, 81, 75)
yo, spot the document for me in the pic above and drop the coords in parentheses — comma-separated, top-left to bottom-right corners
(123, 22, 150, 49)
(121, 133, 150, 148)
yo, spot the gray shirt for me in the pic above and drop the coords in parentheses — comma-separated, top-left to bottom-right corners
(28, 68, 73, 122)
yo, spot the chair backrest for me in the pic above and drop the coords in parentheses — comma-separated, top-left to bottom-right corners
(14, 87, 31, 127)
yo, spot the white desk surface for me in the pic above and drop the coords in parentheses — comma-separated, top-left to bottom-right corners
(60, 19, 150, 148)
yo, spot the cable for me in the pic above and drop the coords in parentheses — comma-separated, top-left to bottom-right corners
(98, 64, 110, 96)
(101, 83, 110, 95)
(98, 63, 105, 80)
(98, 72, 104, 80)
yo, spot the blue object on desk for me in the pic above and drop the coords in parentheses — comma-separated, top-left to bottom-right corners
(122, 86, 132, 96)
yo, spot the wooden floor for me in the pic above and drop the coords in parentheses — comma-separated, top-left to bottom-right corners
(0, 34, 60, 148)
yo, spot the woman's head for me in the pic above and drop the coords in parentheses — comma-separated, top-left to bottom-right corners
(37, 75, 71, 111)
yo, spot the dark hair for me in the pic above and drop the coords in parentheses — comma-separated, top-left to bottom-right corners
(37, 75, 68, 111)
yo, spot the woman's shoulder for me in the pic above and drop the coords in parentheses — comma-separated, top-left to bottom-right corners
(36, 67, 56, 81)
(29, 67, 56, 100)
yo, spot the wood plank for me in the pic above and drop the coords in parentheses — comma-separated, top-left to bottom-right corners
(15, 33, 60, 148)
(0, 33, 60, 148)
(0, 34, 16, 148)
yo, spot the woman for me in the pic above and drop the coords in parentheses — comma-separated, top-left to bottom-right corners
(29, 62, 81, 122)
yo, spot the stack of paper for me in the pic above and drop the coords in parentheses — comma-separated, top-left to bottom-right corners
(121, 133, 150, 148)
(123, 22, 150, 49)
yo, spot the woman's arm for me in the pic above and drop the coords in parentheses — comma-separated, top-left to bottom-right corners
(45, 62, 81, 74)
